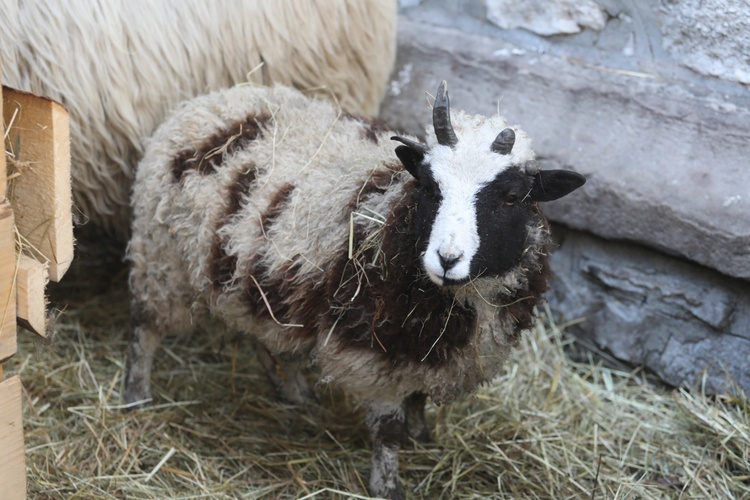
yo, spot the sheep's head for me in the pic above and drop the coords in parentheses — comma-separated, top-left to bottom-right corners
(392, 81, 585, 286)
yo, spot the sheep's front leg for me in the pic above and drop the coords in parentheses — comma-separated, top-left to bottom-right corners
(124, 322, 161, 407)
(366, 401, 407, 500)
(404, 392, 431, 443)
(256, 346, 317, 405)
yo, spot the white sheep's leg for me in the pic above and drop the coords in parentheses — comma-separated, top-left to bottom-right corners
(255, 346, 317, 405)
(366, 401, 407, 500)
(404, 392, 432, 443)
(124, 322, 161, 407)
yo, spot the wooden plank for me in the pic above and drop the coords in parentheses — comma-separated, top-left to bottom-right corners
(0, 376, 27, 500)
(3, 87, 73, 281)
(16, 254, 48, 338)
(0, 63, 6, 200)
(0, 202, 16, 363)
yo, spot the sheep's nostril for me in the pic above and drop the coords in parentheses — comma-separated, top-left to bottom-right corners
(438, 252, 462, 271)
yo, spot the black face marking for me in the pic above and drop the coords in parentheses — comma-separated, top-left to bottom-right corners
(471, 166, 536, 277)
(411, 163, 442, 253)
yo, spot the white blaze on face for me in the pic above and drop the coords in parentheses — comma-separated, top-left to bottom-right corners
(421, 112, 535, 286)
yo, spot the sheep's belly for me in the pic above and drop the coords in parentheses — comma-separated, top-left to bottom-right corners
(315, 313, 520, 405)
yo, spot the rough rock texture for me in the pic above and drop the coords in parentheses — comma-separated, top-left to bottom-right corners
(548, 227, 750, 394)
(381, 18, 750, 281)
(658, 0, 750, 85)
(486, 0, 608, 36)
(381, 14, 750, 393)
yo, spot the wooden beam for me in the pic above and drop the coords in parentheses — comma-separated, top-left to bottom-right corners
(0, 376, 27, 500)
(16, 254, 48, 338)
(0, 202, 16, 363)
(3, 87, 73, 282)
(0, 63, 6, 200)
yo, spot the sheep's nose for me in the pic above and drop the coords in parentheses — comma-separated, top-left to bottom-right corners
(438, 251, 462, 272)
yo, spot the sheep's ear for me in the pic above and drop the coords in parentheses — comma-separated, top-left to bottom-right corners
(394, 145, 424, 179)
(530, 170, 586, 202)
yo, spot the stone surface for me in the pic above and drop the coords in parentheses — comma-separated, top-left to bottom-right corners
(658, 0, 750, 85)
(548, 227, 750, 394)
(387, 6, 750, 394)
(380, 18, 750, 280)
(485, 0, 607, 36)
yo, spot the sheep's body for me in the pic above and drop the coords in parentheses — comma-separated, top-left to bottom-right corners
(1, 0, 396, 240)
(126, 83, 583, 499)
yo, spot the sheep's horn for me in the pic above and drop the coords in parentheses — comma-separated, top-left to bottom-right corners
(391, 136, 428, 155)
(433, 80, 458, 148)
(491, 128, 515, 155)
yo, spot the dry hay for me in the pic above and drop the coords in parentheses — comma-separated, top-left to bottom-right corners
(4, 236, 749, 499)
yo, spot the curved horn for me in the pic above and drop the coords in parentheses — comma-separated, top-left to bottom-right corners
(433, 80, 458, 148)
(391, 136, 428, 155)
(491, 128, 515, 155)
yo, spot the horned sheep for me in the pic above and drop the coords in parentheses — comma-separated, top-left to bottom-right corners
(124, 81, 585, 498)
(0, 0, 396, 240)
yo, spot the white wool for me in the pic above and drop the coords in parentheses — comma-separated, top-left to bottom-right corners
(0, 0, 397, 240)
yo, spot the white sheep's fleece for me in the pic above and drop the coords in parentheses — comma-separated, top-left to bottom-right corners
(1, 0, 397, 240)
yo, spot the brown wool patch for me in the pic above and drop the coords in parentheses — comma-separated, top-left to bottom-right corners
(207, 166, 258, 292)
(345, 163, 403, 216)
(325, 185, 555, 368)
(241, 257, 326, 342)
(504, 215, 553, 342)
(171, 112, 271, 183)
(324, 180, 481, 367)
(238, 182, 326, 341)
(208, 236, 238, 291)
(225, 166, 259, 219)
(341, 112, 393, 144)
(259, 183, 296, 235)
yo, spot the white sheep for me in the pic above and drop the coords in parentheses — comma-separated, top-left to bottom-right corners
(0, 0, 397, 240)
(124, 81, 585, 499)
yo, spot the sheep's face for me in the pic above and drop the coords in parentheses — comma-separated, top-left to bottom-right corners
(393, 81, 585, 287)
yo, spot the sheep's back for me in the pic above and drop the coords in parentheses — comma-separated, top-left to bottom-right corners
(130, 84, 406, 339)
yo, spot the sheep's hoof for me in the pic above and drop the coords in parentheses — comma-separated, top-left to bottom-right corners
(369, 483, 405, 500)
(122, 384, 153, 412)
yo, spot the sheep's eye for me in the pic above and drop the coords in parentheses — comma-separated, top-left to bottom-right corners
(502, 193, 518, 206)
(421, 178, 439, 197)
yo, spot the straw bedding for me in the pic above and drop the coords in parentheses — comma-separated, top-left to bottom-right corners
(5, 232, 749, 499)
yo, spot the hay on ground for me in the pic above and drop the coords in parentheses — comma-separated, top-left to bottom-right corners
(5, 237, 749, 499)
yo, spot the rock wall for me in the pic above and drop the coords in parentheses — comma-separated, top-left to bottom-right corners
(382, 0, 750, 393)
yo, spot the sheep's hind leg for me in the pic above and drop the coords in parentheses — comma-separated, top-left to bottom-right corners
(367, 401, 407, 500)
(404, 392, 432, 443)
(124, 321, 161, 408)
(256, 346, 317, 405)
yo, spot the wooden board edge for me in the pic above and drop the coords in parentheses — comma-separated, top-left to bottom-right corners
(3, 87, 74, 282)
(0, 202, 16, 363)
(16, 254, 48, 338)
(0, 66, 6, 200)
(48, 99, 73, 282)
(0, 375, 27, 500)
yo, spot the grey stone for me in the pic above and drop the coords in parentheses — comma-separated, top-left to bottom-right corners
(547, 227, 750, 394)
(388, 4, 750, 394)
(380, 18, 750, 280)
(658, 0, 750, 85)
(485, 0, 608, 36)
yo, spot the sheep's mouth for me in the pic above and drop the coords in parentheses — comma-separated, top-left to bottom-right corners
(434, 276, 472, 287)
